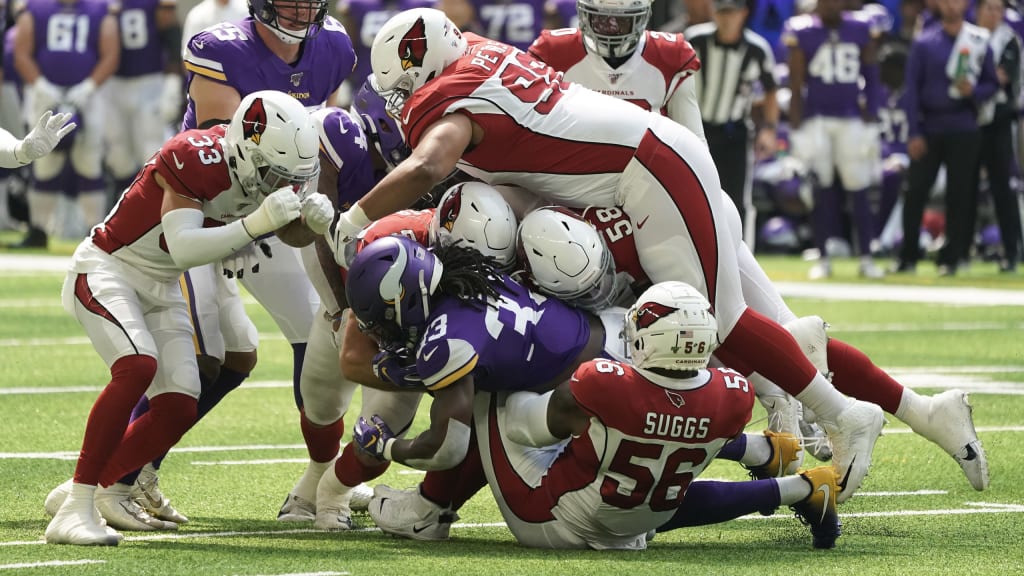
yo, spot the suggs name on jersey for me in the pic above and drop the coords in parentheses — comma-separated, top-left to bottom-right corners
(644, 413, 710, 439)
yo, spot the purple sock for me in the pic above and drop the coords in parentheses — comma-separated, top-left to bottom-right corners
(812, 184, 844, 255)
(716, 435, 746, 461)
(658, 479, 781, 531)
(877, 170, 902, 238)
(197, 366, 249, 419)
(291, 342, 307, 410)
(850, 187, 877, 255)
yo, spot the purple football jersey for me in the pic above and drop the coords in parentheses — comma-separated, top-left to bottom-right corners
(181, 16, 356, 130)
(416, 276, 591, 393)
(549, 0, 578, 29)
(341, 0, 431, 88)
(315, 107, 378, 210)
(472, 0, 546, 51)
(29, 0, 111, 86)
(783, 12, 871, 118)
(115, 0, 167, 77)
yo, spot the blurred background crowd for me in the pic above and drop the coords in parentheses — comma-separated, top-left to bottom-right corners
(0, 0, 1021, 279)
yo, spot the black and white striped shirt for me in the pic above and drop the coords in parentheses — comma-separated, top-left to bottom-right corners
(685, 23, 777, 126)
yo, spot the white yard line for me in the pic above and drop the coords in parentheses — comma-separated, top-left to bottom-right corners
(0, 559, 105, 569)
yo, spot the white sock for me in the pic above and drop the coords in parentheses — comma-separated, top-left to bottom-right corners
(69, 482, 98, 505)
(27, 190, 57, 231)
(894, 387, 931, 431)
(739, 433, 774, 468)
(795, 374, 848, 423)
(293, 458, 332, 503)
(316, 466, 354, 509)
(776, 475, 813, 506)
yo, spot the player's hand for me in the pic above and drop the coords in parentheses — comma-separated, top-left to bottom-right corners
(372, 346, 423, 388)
(353, 415, 396, 461)
(327, 208, 366, 268)
(14, 110, 76, 164)
(242, 187, 301, 238)
(222, 240, 273, 279)
(29, 78, 62, 111)
(65, 78, 97, 109)
(159, 73, 183, 125)
(755, 127, 777, 160)
(908, 137, 927, 161)
(955, 78, 974, 98)
(300, 192, 334, 235)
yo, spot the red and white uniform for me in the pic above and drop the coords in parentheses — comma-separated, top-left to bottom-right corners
(475, 359, 754, 549)
(402, 35, 744, 334)
(528, 28, 705, 141)
(61, 125, 252, 398)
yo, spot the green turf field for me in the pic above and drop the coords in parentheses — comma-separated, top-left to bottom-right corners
(1, 254, 1023, 575)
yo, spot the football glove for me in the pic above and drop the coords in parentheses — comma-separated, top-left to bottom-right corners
(242, 187, 301, 238)
(223, 240, 273, 279)
(15, 111, 76, 164)
(65, 78, 96, 110)
(300, 192, 334, 235)
(353, 415, 396, 461)
(372, 346, 423, 389)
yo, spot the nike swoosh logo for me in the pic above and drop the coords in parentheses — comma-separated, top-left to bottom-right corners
(194, 41, 204, 50)
(172, 152, 185, 170)
(815, 483, 831, 525)
(421, 346, 438, 362)
(412, 522, 434, 534)
(338, 121, 348, 134)
(402, 110, 412, 124)
(837, 454, 855, 494)
(636, 215, 650, 229)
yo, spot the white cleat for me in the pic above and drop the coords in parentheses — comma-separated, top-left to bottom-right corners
(314, 505, 354, 531)
(799, 418, 833, 462)
(45, 489, 122, 546)
(820, 399, 886, 503)
(913, 390, 989, 490)
(313, 472, 355, 531)
(277, 493, 316, 522)
(44, 479, 73, 518)
(349, 483, 374, 512)
(95, 484, 178, 531)
(369, 485, 459, 541)
(759, 394, 805, 471)
(132, 463, 189, 524)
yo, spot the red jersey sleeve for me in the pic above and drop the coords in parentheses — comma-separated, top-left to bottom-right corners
(527, 29, 588, 72)
(579, 206, 649, 288)
(153, 126, 233, 203)
(640, 31, 701, 88)
(568, 359, 628, 419)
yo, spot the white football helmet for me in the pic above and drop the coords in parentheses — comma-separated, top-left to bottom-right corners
(429, 182, 518, 270)
(625, 281, 718, 371)
(225, 90, 320, 199)
(576, 0, 652, 58)
(517, 206, 626, 312)
(370, 8, 468, 117)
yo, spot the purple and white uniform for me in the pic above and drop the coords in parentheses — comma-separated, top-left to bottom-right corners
(181, 16, 356, 130)
(339, 0, 432, 88)
(28, 0, 109, 86)
(415, 276, 592, 393)
(313, 107, 378, 212)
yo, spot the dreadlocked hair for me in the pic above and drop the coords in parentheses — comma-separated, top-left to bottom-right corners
(432, 242, 502, 308)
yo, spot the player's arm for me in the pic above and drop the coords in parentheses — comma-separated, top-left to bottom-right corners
(91, 11, 121, 87)
(338, 315, 420, 392)
(547, 381, 591, 438)
(861, 36, 881, 123)
(665, 78, 707, 145)
(335, 113, 475, 246)
(190, 75, 241, 128)
(786, 44, 806, 129)
(388, 377, 474, 470)
(13, 10, 40, 84)
(157, 2, 183, 73)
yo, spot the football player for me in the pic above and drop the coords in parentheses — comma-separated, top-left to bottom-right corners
(44, 91, 332, 546)
(331, 7, 885, 503)
(517, 204, 989, 491)
(784, 0, 886, 279)
(12, 0, 119, 247)
(337, 0, 433, 91)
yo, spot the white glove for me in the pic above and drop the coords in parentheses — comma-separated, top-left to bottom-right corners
(14, 110, 77, 164)
(160, 74, 183, 125)
(65, 78, 97, 109)
(300, 192, 334, 235)
(29, 77, 62, 111)
(241, 187, 301, 238)
(222, 239, 273, 279)
(328, 205, 370, 268)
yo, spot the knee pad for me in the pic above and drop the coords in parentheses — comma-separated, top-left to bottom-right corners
(783, 316, 830, 378)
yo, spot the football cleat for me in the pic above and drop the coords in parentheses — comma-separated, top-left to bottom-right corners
(791, 466, 842, 549)
(95, 484, 178, 531)
(747, 430, 803, 479)
(912, 389, 989, 490)
(44, 479, 73, 518)
(350, 482, 374, 512)
(45, 493, 122, 546)
(132, 463, 189, 524)
(799, 418, 833, 462)
(820, 399, 885, 503)
(369, 484, 459, 541)
(277, 492, 316, 522)
(313, 471, 355, 531)
(314, 505, 354, 531)
(760, 393, 802, 438)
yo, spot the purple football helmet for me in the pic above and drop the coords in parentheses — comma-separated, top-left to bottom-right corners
(345, 235, 444, 347)
(248, 0, 328, 44)
(353, 74, 411, 170)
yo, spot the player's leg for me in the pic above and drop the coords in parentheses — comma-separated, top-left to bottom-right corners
(239, 236, 318, 410)
(17, 85, 64, 247)
(0, 81, 26, 231)
(835, 119, 884, 278)
(897, 136, 944, 271)
(103, 76, 140, 197)
(47, 268, 161, 545)
(70, 89, 109, 236)
(622, 117, 883, 502)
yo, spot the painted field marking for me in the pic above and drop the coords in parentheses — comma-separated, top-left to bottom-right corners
(0, 559, 105, 570)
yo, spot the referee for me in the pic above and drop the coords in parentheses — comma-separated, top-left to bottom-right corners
(686, 0, 778, 247)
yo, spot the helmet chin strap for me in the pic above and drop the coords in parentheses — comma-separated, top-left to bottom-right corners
(258, 19, 308, 45)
